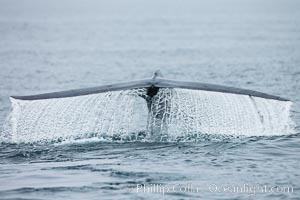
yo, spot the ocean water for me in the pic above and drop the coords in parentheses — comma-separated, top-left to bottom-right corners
(0, 0, 300, 199)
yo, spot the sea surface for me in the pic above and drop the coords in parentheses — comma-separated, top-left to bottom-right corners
(0, 0, 300, 199)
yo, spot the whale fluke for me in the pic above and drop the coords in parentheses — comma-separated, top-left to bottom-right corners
(4, 70, 294, 143)
(11, 70, 289, 101)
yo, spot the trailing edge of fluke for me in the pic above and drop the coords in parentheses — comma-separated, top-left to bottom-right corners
(11, 70, 289, 102)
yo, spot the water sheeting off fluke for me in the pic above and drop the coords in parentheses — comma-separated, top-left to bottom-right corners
(150, 88, 294, 140)
(1, 88, 295, 143)
(2, 89, 149, 143)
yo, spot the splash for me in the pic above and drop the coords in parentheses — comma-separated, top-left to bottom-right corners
(1, 88, 295, 143)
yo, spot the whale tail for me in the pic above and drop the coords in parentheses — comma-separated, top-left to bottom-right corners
(3, 70, 294, 143)
(11, 70, 289, 101)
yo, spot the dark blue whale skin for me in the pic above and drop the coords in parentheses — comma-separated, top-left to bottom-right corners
(11, 70, 289, 101)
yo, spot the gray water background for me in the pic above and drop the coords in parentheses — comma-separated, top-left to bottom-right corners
(0, 0, 300, 199)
